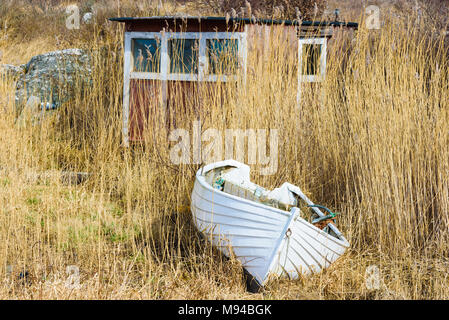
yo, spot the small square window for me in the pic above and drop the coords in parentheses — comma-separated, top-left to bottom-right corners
(168, 39, 199, 74)
(301, 44, 321, 76)
(298, 38, 326, 83)
(132, 38, 161, 73)
(207, 39, 239, 75)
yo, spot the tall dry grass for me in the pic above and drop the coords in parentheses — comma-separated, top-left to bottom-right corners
(0, 0, 448, 299)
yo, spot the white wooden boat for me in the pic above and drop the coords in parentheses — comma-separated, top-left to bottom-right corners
(190, 160, 349, 286)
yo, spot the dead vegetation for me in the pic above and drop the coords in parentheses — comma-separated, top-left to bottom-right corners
(0, 0, 448, 299)
(191, 0, 326, 19)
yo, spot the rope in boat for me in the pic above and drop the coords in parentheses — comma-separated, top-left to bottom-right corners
(307, 204, 340, 224)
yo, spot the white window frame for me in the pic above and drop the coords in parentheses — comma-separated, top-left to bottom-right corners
(125, 31, 246, 82)
(122, 31, 247, 145)
(298, 37, 327, 83)
(127, 32, 164, 81)
(166, 32, 200, 81)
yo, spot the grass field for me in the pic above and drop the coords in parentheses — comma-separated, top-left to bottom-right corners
(0, 0, 448, 299)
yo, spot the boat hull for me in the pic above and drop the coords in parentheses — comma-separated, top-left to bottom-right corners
(191, 161, 349, 285)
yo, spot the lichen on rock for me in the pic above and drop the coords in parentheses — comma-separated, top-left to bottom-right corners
(14, 48, 92, 114)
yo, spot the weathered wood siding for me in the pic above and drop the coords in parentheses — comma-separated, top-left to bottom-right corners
(129, 79, 162, 142)
(246, 24, 298, 64)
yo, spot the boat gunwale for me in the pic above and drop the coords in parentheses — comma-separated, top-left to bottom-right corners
(195, 175, 291, 218)
(192, 186, 287, 224)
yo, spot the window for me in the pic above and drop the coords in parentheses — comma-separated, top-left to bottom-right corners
(206, 39, 239, 75)
(132, 38, 161, 73)
(126, 32, 246, 82)
(168, 39, 199, 74)
(298, 38, 327, 82)
(301, 44, 321, 76)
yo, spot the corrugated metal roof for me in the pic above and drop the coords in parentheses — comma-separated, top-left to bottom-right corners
(109, 16, 358, 29)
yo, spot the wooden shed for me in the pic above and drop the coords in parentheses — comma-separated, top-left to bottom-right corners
(110, 16, 358, 145)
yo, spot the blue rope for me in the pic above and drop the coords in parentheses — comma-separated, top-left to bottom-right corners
(307, 204, 340, 224)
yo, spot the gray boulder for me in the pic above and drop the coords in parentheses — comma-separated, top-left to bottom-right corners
(15, 48, 92, 113)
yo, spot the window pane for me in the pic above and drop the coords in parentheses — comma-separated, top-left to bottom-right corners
(168, 39, 199, 74)
(132, 38, 161, 73)
(207, 39, 239, 75)
(302, 44, 321, 76)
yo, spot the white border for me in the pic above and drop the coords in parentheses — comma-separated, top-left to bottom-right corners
(298, 37, 327, 83)
(297, 37, 327, 107)
(122, 31, 247, 145)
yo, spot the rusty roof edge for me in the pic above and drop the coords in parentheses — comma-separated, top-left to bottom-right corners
(108, 16, 358, 29)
